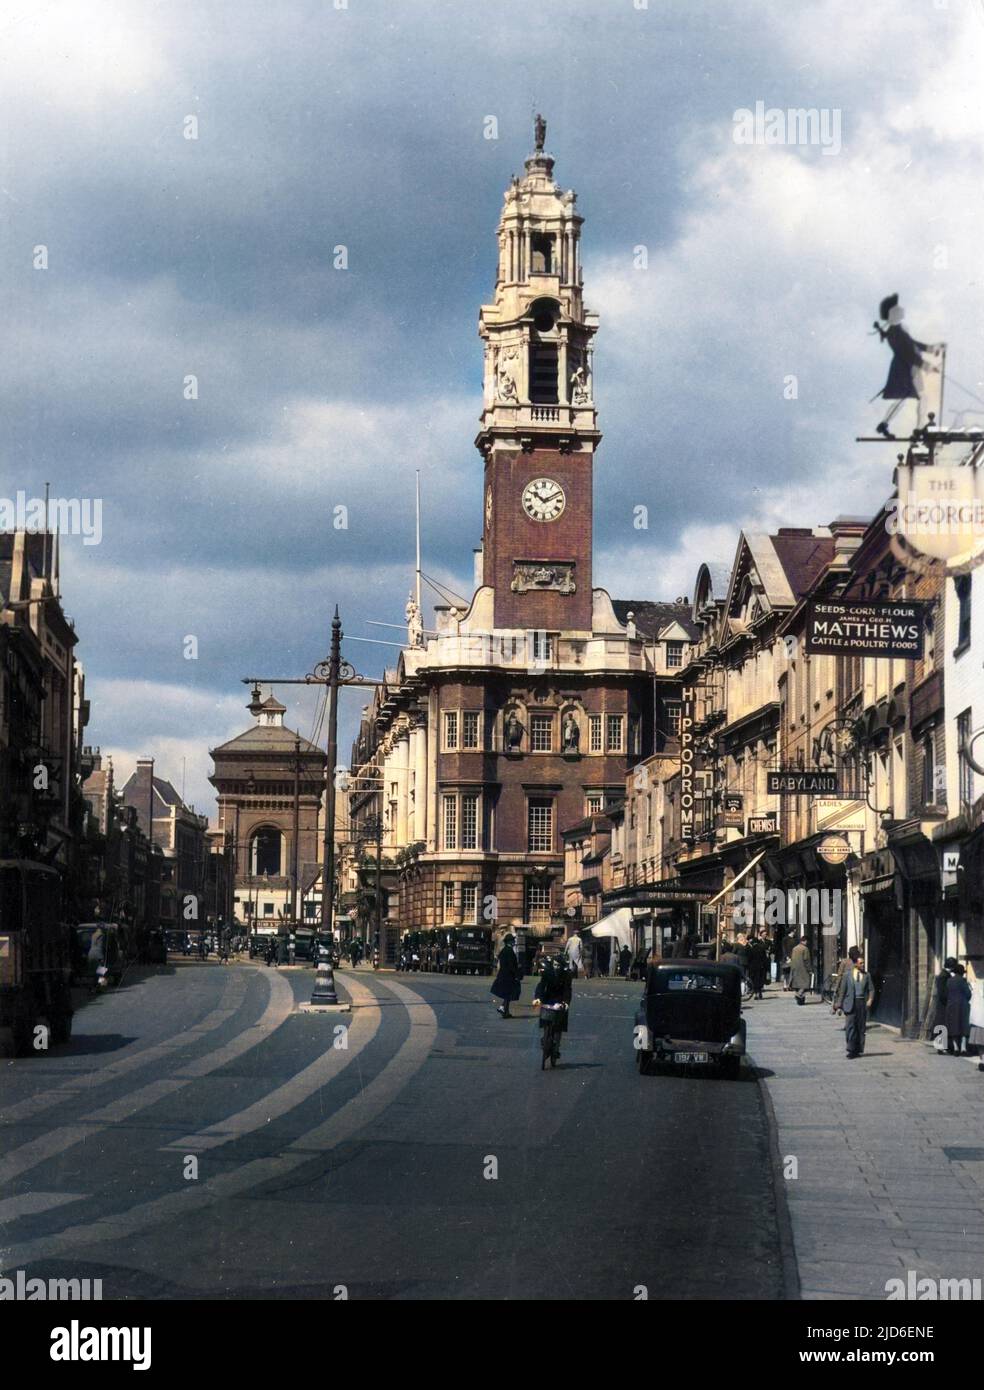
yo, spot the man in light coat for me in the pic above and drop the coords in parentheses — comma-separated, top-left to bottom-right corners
(834, 946, 876, 1059)
(788, 937, 812, 1005)
(565, 930, 583, 979)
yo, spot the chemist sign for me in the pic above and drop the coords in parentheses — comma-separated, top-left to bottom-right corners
(803, 599, 927, 660)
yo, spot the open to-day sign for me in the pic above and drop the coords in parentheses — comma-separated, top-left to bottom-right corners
(767, 771, 839, 795)
(803, 599, 926, 659)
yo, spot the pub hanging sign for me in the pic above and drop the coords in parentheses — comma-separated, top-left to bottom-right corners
(803, 599, 927, 659)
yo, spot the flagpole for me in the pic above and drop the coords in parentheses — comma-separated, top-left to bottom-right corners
(415, 470, 422, 614)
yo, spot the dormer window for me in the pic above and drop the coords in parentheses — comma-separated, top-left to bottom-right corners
(531, 233, 554, 274)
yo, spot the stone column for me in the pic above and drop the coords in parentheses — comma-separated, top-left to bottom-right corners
(413, 720, 428, 844)
(396, 727, 410, 847)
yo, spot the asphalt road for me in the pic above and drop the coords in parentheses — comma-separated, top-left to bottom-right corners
(0, 960, 789, 1300)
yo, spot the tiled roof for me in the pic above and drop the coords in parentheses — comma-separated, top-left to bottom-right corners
(210, 724, 324, 756)
(611, 599, 700, 641)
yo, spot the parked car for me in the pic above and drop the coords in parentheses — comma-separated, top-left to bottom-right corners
(0, 858, 74, 1054)
(633, 959, 746, 1079)
(73, 923, 125, 988)
(448, 926, 493, 975)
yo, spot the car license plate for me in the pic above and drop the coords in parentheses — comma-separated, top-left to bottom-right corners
(674, 1051, 709, 1064)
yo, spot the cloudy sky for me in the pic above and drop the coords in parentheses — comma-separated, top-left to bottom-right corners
(2, 0, 983, 817)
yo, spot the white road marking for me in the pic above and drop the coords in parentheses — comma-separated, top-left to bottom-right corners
(0, 969, 250, 1125)
(0, 977, 437, 1270)
(0, 1191, 87, 1221)
(0, 968, 294, 1187)
(165, 973, 381, 1151)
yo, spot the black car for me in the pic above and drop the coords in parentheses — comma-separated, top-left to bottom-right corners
(633, 959, 746, 1079)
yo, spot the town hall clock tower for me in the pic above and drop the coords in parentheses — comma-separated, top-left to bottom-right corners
(476, 116, 600, 633)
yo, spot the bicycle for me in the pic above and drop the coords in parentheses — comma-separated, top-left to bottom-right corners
(537, 1001, 567, 1069)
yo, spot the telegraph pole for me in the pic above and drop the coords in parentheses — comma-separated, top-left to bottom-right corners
(291, 736, 301, 927)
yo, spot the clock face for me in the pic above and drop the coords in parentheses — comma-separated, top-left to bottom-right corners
(522, 477, 566, 522)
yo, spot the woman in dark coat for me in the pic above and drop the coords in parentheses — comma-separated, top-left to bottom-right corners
(932, 958, 957, 1035)
(491, 933, 522, 1018)
(746, 937, 769, 999)
(945, 965, 972, 1055)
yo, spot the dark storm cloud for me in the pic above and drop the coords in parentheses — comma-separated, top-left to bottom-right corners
(2, 0, 980, 812)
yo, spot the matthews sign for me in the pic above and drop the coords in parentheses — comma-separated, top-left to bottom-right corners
(803, 599, 927, 660)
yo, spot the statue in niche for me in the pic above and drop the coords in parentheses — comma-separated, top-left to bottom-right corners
(562, 712, 580, 752)
(570, 363, 590, 405)
(505, 712, 524, 751)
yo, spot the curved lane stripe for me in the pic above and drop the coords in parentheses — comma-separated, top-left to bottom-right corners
(165, 972, 382, 1151)
(0, 967, 250, 1125)
(0, 976, 437, 1271)
(0, 968, 294, 1188)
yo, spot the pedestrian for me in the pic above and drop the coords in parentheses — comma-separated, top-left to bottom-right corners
(833, 946, 875, 1058)
(619, 944, 632, 977)
(932, 957, 957, 1040)
(720, 940, 740, 969)
(564, 930, 583, 979)
(789, 936, 812, 1005)
(490, 932, 522, 1019)
(944, 964, 972, 1056)
(746, 935, 768, 999)
(830, 950, 853, 1014)
(276, 934, 289, 966)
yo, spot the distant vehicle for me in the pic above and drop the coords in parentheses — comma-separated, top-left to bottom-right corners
(633, 959, 746, 1079)
(0, 858, 74, 1055)
(292, 928, 315, 962)
(448, 927, 493, 975)
(74, 923, 125, 988)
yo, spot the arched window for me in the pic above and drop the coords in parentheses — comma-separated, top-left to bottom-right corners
(528, 298, 560, 405)
(251, 826, 282, 876)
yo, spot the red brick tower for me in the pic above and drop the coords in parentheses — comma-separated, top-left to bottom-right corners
(476, 116, 600, 634)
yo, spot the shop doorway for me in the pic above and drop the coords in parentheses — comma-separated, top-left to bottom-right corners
(865, 897, 904, 1027)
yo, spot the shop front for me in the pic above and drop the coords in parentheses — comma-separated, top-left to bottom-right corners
(857, 849, 903, 1028)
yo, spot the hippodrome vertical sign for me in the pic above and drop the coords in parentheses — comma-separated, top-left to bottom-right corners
(680, 685, 698, 842)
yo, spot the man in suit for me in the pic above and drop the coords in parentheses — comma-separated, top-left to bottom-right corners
(834, 946, 876, 1059)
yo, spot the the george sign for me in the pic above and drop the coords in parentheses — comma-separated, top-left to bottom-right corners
(747, 813, 778, 835)
(803, 599, 926, 659)
(767, 771, 839, 795)
(893, 462, 984, 565)
(680, 685, 698, 842)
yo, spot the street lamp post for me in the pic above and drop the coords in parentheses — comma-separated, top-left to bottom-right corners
(241, 608, 383, 1006)
(359, 812, 385, 969)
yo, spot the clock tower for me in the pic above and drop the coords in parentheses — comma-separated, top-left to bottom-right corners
(476, 117, 600, 633)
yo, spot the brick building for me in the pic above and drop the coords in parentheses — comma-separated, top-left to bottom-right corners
(209, 689, 326, 932)
(344, 123, 687, 956)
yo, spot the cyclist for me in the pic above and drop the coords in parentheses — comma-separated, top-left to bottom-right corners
(533, 953, 572, 1067)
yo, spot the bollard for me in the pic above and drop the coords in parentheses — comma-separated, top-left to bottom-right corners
(310, 958, 339, 1006)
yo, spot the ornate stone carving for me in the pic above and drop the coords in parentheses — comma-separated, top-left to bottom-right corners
(511, 561, 576, 594)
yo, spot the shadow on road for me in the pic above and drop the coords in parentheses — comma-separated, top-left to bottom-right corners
(62, 1033, 139, 1056)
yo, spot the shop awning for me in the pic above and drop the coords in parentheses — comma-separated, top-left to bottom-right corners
(584, 908, 635, 949)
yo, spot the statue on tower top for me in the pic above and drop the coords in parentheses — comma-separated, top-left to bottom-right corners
(534, 113, 546, 152)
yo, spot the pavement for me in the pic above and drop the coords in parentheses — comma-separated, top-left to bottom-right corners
(744, 984, 984, 1300)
